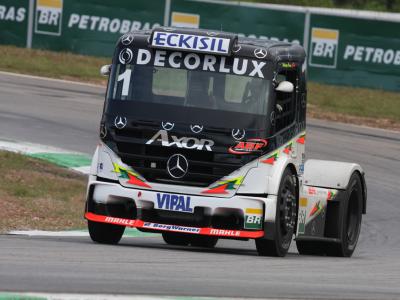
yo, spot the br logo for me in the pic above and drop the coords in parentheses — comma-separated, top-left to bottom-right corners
(309, 27, 340, 69)
(35, 0, 63, 36)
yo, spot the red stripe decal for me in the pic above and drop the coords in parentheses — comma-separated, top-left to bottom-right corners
(85, 212, 264, 239)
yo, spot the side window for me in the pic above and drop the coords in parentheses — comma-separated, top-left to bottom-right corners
(275, 70, 296, 132)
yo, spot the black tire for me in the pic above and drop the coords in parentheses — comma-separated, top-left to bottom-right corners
(162, 232, 191, 246)
(256, 168, 297, 257)
(88, 220, 125, 245)
(190, 236, 218, 248)
(326, 173, 363, 257)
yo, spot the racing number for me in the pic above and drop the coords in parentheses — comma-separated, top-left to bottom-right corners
(118, 69, 132, 96)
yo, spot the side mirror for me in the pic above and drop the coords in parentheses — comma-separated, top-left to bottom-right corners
(100, 64, 111, 76)
(275, 81, 294, 93)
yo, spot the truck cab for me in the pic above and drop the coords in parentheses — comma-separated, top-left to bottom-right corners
(85, 27, 366, 257)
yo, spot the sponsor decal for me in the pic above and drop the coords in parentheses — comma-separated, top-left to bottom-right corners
(299, 163, 304, 175)
(283, 142, 293, 155)
(171, 12, 200, 29)
(156, 193, 193, 213)
(327, 190, 337, 201)
(261, 151, 279, 165)
(151, 31, 231, 55)
(309, 201, 322, 217)
(296, 133, 306, 144)
(245, 208, 263, 229)
(308, 187, 317, 195)
(0, 5, 26, 22)
(35, 0, 63, 36)
(309, 27, 339, 69)
(280, 62, 297, 69)
(143, 222, 200, 233)
(121, 34, 134, 46)
(146, 130, 214, 151)
(299, 197, 308, 207)
(99, 124, 107, 138)
(202, 177, 244, 194)
(113, 163, 151, 188)
(228, 139, 267, 155)
(116, 48, 267, 78)
(85, 213, 265, 238)
(105, 216, 135, 226)
(298, 209, 306, 234)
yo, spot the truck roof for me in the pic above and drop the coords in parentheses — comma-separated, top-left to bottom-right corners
(117, 27, 306, 63)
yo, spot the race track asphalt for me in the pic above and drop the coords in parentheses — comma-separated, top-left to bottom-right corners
(0, 72, 400, 299)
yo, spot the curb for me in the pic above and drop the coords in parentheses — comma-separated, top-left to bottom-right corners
(0, 139, 91, 175)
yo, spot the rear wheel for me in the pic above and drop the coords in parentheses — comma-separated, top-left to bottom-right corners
(162, 232, 191, 246)
(88, 220, 125, 245)
(326, 173, 363, 257)
(256, 168, 297, 257)
(190, 236, 218, 248)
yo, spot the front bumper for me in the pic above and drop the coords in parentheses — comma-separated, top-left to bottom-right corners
(85, 178, 277, 239)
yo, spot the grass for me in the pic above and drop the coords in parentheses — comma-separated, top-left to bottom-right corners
(0, 45, 399, 129)
(0, 151, 87, 233)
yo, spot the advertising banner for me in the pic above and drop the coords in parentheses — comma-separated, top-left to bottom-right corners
(308, 13, 400, 91)
(31, 0, 165, 56)
(170, 0, 305, 45)
(0, 0, 29, 47)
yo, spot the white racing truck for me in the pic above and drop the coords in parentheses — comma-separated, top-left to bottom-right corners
(85, 27, 367, 257)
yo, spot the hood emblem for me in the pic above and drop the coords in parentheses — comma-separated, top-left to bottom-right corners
(232, 129, 246, 141)
(162, 121, 174, 131)
(190, 124, 203, 134)
(167, 154, 189, 179)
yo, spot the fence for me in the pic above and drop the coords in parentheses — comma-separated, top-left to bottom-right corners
(1, 0, 399, 91)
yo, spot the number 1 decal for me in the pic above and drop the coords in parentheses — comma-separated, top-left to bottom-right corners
(117, 69, 132, 96)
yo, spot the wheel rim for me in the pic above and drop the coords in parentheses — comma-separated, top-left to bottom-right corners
(346, 188, 360, 245)
(279, 177, 297, 239)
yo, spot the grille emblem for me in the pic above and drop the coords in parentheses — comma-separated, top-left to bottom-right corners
(114, 116, 127, 129)
(232, 128, 246, 141)
(162, 121, 174, 131)
(190, 124, 203, 134)
(167, 154, 189, 179)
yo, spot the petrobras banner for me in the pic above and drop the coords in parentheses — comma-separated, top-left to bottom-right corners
(308, 13, 400, 91)
(0, 0, 28, 47)
(31, 0, 165, 56)
(118, 47, 268, 78)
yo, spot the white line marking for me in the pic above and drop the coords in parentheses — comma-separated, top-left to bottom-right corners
(0, 71, 103, 88)
(8, 230, 89, 237)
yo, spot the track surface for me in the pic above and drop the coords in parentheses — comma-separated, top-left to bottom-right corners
(1, 72, 400, 299)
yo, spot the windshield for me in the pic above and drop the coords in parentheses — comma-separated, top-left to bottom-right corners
(108, 57, 271, 116)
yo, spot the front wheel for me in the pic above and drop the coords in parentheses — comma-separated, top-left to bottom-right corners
(256, 168, 297, 257)
(88, 220, 125, 245)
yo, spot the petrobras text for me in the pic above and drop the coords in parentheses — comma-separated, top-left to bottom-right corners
(151, 31, 231, 55)
(156, 193, 193, 213)
(118, 48, 267, 78)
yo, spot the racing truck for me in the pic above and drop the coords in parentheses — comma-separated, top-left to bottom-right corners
(85, 27, 367, 257)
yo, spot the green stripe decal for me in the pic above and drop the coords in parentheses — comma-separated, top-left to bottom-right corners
(29, 153, 91, 168)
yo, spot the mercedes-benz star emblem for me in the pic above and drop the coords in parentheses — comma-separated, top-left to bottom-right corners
(232, 129, 246, 141)
(190, 124, 203, 134)
(121, 34, 134, 45)
(162, 121, 174, 131)
(167, 154, 189, 179)
(114, 116, 127, 129)
(254, 48, 268, 59)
